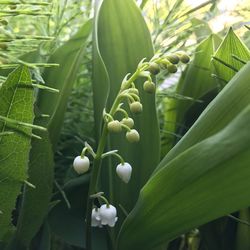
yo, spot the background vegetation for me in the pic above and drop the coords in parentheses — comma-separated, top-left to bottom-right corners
(1, 0, 250, 249)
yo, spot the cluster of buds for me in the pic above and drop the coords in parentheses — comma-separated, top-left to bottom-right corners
(104, 51, 189, 144)
(72, 51, 190, 230)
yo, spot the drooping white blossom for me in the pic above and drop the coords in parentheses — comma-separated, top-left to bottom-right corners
(73, 156, 90, 174)
(116, 162, 132, 183)
(99, 204, 118, 227)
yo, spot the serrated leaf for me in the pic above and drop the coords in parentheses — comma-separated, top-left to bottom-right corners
(37, 19, 92, 148)
(118, 105, 250, 250)
(0, 66, 34, 240)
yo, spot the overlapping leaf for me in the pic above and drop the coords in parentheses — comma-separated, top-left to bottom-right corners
(12, 128, 54, 249)
(162, 35, 220, 155)
(118, 104, 250, 250)
(37, 19, 92, 148)
(120, 63, 250, 249)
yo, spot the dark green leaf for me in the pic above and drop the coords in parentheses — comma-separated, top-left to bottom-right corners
(12, 128, 54, 248)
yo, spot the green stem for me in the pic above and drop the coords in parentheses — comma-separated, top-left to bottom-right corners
(85, 96, 122, 250)
(85, 63, 145, 250)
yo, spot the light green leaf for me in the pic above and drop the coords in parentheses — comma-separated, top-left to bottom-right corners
(212, 27, 250, 84)
(94, 0, 160, 222)
(118, 104, 250, 250)
(37, 19, 92, 148)
(191, 18, 212, 42)
(162, 35, 219, 155)
(0, 66, 34, 240)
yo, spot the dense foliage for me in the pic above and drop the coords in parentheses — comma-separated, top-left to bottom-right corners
(0, 0, 250, 250)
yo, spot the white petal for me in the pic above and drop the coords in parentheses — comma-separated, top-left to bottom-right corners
(116, 162, 132, 183)
(91, 208, 102, 227)
(73, 156, 90, 174)
(99, 204, 118, 227)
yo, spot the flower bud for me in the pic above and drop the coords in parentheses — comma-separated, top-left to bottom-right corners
(129, 87, 139, 95)
(73, 156, 90, 174)
(121, 117, 134, 128)
(107, 120, 122, 133)
(99, 204, 118, 227)
(129, 101, 143, 114)
(143, 81, 156, 93)
(116, 162, 132, 183)
(180, 54, 190, 64)
(126, 129, 140, 143)
(91, 208, 102, 227)
(166, 54, 180, 64)
(167, 64, 178, 73)
(148, 62, 160, 75)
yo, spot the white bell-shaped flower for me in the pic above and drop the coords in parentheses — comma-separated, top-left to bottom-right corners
(99, 204, 118, 227)
(116, 162, 132, 183)
(91, 208, 102, 227)
(73, 156, 90, 174)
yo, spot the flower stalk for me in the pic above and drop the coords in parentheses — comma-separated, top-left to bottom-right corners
(78, 52, 190, 250)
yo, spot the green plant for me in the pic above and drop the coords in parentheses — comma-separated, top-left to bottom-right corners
(1, 1, 250, 250)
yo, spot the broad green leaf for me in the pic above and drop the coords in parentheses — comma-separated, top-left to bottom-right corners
(37, 19, 92, 148)
(92, 0, 110, 139)
(118, 105, 250, 250)
(0, 66, 34, 240)
(212, 27, 250, 84)
(157, 60, 250, 172)
(94, 0, 160, 223)
(162, 35, 219, 155)
(11, 127, 54, 249)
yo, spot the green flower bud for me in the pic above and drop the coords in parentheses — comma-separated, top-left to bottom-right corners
(143, 80, 155, 94)
(167, 64, 178, 73)
(180, 54, 190, 64)
(129, 88, 139, 95)
(126, 129, 140, 143)
(148, 62, 160, 75)
(121, 117, 134, 128)
(129, 101, 143, 114)
(107, 120, 122, 133)
(166, 54, 179, 64)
